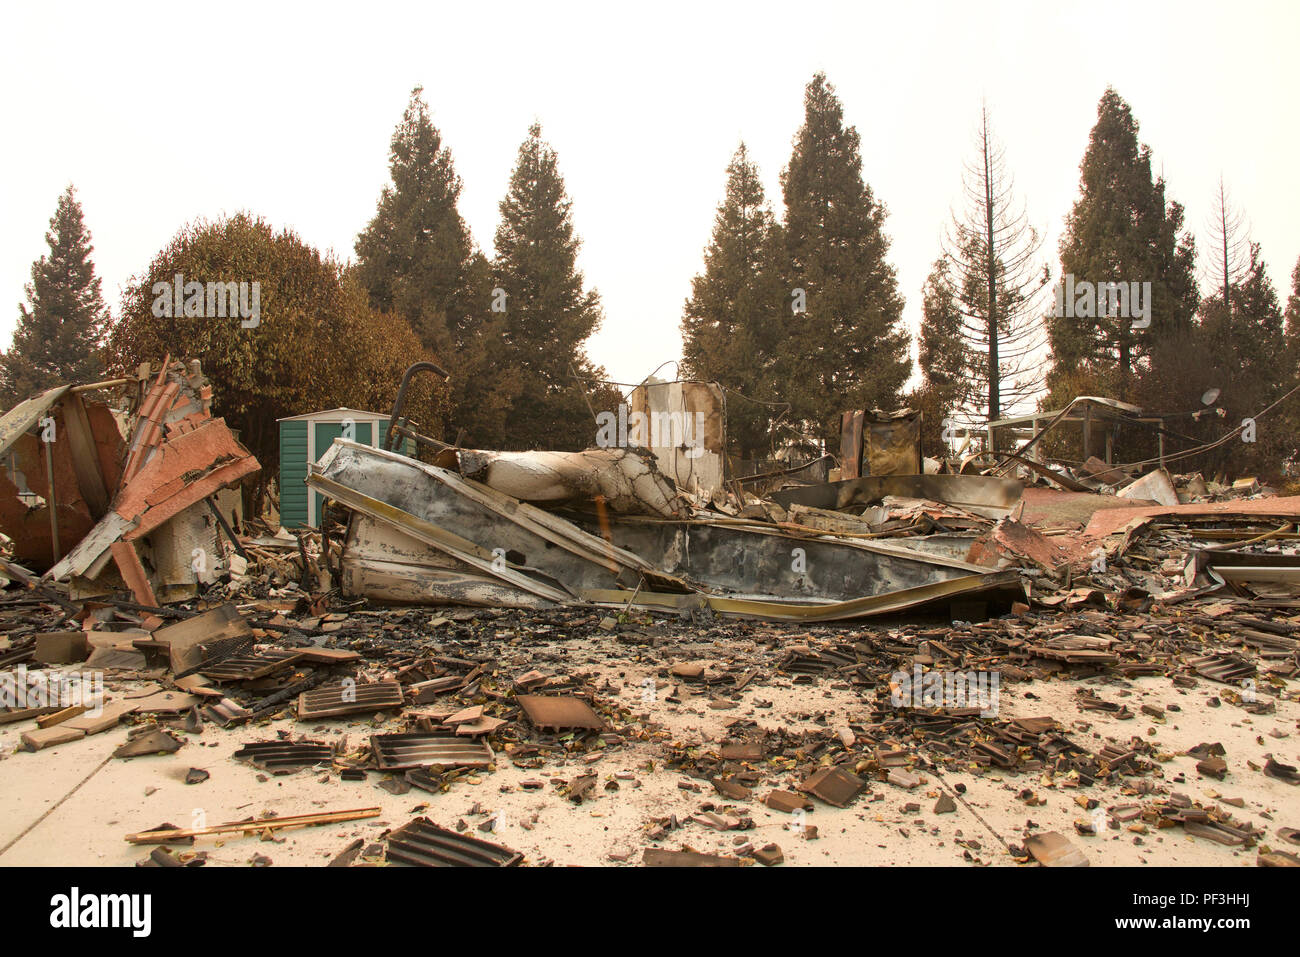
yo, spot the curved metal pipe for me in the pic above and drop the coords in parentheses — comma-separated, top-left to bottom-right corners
(385, 361, 450, 451)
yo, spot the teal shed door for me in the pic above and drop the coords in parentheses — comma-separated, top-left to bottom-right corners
(279, 420, 309, 529)
(311, 421, 372, 527)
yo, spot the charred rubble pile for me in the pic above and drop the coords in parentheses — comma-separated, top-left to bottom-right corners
(0, 367, 1296, 867)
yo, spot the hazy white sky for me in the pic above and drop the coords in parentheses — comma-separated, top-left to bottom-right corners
(3, 0, 1298, 391)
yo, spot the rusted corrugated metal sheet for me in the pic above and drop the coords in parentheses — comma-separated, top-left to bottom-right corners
(0, 386, 125, 570)
(515, 695, 604, 731)
(30, 361, 259, 604)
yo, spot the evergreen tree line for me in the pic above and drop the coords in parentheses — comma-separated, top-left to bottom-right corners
(686, 79, 1300, 477)
(4, 77, 1300, 482)
(351, 97, 618, 451)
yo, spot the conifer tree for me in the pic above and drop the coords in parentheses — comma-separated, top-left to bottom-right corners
(1, 186, 108, 405)
(355, 87, 513, 445)
(942, 105, 1049, 424)
(680, 143, 783, 458)
(1204, 176, 1251, 313)
(1046, 88, 1197, 406)
(1184, 244, 1289, 474)
(912, 258, 975, 455)
(918, 259, 973, 417)
(493, 122, 607, 450)
(776, 73, 910, 444)
(1280, 257, 1300, 462)
(1286, 257, 1300, 345)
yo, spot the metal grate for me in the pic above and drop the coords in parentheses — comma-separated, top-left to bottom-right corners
(385, 817, 521, 867)
(297, 681, 404, 719)
(200, 649, 304, 682)
(1187, 653, 1255, 685)
(234, 740, 333, 772)
(370, 734, 494, 771)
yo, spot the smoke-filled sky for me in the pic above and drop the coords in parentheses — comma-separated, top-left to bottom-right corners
(2, 0, 1297, 391)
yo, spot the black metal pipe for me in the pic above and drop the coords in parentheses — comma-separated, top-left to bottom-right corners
(385, 361, 450, 451)
(205, 497, 248, 560)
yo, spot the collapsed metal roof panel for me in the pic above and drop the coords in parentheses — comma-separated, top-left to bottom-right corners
(310, 438, 1024, 622)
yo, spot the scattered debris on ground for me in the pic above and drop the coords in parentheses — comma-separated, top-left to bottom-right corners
(1, 365, 1296, 867)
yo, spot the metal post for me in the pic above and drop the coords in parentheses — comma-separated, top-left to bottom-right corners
(44, 439, 60, 563)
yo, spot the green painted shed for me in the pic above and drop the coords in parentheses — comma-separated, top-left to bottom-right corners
(277, 408, 409, 529)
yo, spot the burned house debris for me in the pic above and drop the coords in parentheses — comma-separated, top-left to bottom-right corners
(0, 364, 1296, 869)
(314, 439, 1022, 620)
(2, 359, 254, 604)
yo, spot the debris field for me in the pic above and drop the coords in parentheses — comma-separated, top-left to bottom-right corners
(1, 363, 1297, 867)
